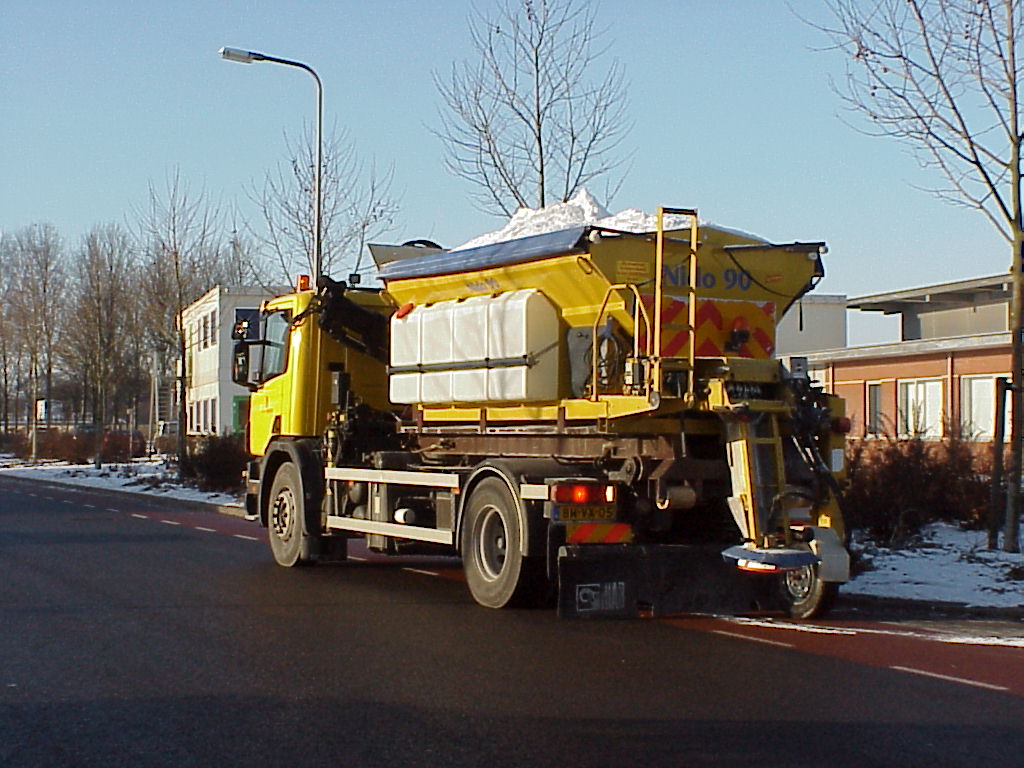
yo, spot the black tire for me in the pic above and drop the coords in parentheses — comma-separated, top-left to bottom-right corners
(267, 462, 308, 567)
(461, 477, 543, 608)
(780, 562, 838, 619)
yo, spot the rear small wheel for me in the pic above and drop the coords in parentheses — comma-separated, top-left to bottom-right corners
(268, 462, 308, 567)
(781, 562, 837, 619)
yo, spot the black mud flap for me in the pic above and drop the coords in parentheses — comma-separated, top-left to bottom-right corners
(557, 544, 777, 619)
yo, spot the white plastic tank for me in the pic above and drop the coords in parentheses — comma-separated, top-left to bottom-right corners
(389, 289, 559, 405)
(451, 294, 490, 402)
(419, 301, 455, 402)
(388, 306, 421, 404)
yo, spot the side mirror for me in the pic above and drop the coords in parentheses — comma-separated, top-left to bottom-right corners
(232, 341, 257, 391)
(232, 318, 250, 341)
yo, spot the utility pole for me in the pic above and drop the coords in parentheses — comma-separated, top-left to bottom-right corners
(990, 378, 1008, 549)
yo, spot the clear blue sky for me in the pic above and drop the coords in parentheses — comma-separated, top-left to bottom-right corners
(1, 1, 1010, 343)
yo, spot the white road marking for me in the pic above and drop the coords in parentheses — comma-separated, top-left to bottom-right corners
(234, 534, 259, 541)
(403, 567, 440, 577)
(724, 617, 1024, 648)
(131, 513, 148, 519)
(712, 630, 794, 649)
(84, 504, 96, 509)
(889, 665, 1010, 692)
(106, 508, 121, 513)
(160, 520, 181, 526)
(195, 527, 216, 533)
(349, 555, 367, 561)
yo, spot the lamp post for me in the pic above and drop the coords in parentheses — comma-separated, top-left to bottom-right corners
(219, 46, 324, 281)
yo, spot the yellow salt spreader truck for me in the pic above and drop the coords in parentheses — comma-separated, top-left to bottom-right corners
(232, 208, 850, 618)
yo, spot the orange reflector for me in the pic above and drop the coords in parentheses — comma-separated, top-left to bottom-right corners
(296, 274, 311, 291)
(736, 558, 780, 573)
(395, 302, 415, 319)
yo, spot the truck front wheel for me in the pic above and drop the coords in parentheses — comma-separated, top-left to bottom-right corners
(781, 562, 837, 619)
(462, 477, 543, 608)
(268, 462, 308, 567)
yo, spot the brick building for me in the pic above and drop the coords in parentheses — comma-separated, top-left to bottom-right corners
(803, 274, 1013, 440)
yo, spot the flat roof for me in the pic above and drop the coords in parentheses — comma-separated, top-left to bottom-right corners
(848, 273, 1012, 314)
(801, 331, 1010, 363)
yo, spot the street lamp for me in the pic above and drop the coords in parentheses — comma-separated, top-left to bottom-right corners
(219, 46, 324, 281)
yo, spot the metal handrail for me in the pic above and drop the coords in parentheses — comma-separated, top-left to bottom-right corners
(654, 207, 699, 400)
(590, 283, 652, 402)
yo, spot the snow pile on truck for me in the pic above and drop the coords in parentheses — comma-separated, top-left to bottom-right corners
(452, 188, 761, 250)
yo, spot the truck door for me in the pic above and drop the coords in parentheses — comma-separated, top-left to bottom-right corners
(249, 309, 292, 454)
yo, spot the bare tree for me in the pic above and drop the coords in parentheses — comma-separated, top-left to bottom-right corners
(819, 0, 1023, 552)
(250, 127, 399, 282)
(60, 224, 138, 464)
(435, 0, 631, 216)
(6, 224, 65, 458)
(0, 233, 14, 433)
(134, 170, 229, 469)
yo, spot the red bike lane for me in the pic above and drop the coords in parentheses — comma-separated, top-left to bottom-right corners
(670, 614, 1024, 696)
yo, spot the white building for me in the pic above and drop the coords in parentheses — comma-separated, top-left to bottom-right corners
(775, 294, 847, 356)
(181, 284, 289, 435)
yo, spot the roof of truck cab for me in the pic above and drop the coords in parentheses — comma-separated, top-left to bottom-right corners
(376, 226, 590, 282)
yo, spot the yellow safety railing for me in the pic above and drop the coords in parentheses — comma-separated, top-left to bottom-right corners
(655, 207, 699, 401)
(587, 206, 699, 404)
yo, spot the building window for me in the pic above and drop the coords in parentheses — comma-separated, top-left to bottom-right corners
(209, 309, 218, 346)
(210, 397, 217, 433)
(898, 378, 944, 438)
(232, 395, 250, 434)
(867, 383, 882, 436)
(961, 375, 1010, 440)
(199, 315, 209, 351)
(234, 308, 261, 340)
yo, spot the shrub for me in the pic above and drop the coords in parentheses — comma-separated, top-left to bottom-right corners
(844, 432, 991, 545)
(42, 431, 93, 463)
(1, 432, 28, 456)
(4, 429, 146, 464)
(181, 433, 248, 492)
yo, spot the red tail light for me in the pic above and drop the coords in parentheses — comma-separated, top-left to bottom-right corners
(551, 483, 616, 504)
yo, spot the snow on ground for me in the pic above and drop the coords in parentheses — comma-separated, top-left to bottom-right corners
(1, 454, 1020, 612)
(0, 455, 243, 511)
(844, 523, 1023, 610)
(451, 188, 764, 250)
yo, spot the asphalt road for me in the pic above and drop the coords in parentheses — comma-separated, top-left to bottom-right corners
(2, 477, 1023, 768)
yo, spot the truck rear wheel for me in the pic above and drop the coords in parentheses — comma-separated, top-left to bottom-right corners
(462, 477, 542, 608)
(268, 462, 308, 567)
